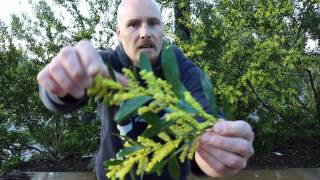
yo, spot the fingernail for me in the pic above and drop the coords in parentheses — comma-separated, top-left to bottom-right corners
(214, 123, 224, 133)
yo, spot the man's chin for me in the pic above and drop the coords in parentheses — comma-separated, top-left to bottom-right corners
(139, 51, 156, 59)
(138, 49, 161, 64)
(139, 48, 155, 55)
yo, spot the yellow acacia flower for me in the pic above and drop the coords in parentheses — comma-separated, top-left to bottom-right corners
(146, 139, 182, 172)
(158, 132, 171, 142)
(137, 157, 148, 175)
(188, 138, 199, 160)
(89, 67, 219, 180)
(117, 158, 136, 180)
(138, 136, 161, 148)
(184, 91, 203, 112)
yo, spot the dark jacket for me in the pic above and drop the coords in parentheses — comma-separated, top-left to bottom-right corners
(39, 44, 209, 180)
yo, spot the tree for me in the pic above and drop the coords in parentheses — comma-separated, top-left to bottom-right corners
(170, 0, 320, 152)
(1, 0, 121, 167)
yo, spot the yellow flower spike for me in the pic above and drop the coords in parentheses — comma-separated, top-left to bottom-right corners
(184, 116, 201, 129)
(158, 132, 171, 142)
(168, 119, 194, 138)
(137, 157, 148, 175)
(146, 139, 182, 172)
(179, 144, 189, 163)
(138, 137, 162, 148)
(188, 138, 199, 160)
(89, 67, 220, 180)
(137, 106, 149, 115)
(106, 165, 122, 180)
(184, 91, 205, 112)
(102, 80, 122, 90)
(197, 121, 212, 131)
(117, 159, 135, 180)
(122, 68, 135, 80)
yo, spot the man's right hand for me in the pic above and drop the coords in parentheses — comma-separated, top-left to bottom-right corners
(37, 40, 128, 99)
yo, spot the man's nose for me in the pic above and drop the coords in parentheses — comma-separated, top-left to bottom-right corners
(140, 24, 151, 40)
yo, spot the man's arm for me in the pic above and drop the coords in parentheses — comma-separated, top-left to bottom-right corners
(37, 40, 129, 113)
(39, 86, 88, 113)
(37, 40, 107, 113)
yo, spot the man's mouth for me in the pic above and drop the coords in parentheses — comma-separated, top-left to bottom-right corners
(138, 43, 154, 50)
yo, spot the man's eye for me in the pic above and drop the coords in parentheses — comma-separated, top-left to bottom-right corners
(149, 22, 156, 26)
(149, 20, 159, 26)
(129, 23, 139, 27)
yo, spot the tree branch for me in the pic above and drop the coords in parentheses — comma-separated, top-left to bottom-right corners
(305, 69, 318, 99)
(246, 80, 286, 118)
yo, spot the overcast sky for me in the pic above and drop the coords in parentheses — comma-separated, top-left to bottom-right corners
(0, 0, 318, 51)
(0, 0, 32, 25)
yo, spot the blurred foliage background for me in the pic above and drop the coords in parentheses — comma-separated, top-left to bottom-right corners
(1, 0, 319, 174)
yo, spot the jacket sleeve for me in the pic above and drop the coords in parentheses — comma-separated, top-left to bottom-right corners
(39, 85, 88, 113)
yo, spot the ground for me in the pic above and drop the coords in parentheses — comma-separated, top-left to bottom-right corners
(1, 138, 320, 180)
(247, 139, 320, 169)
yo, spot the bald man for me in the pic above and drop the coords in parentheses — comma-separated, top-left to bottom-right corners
(37, 0, 254, 179)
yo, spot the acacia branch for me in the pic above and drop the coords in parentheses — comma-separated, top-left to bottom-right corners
(305, 68, 318, 100)
(305, 68, 320, 120)
(294, 96, 311, 113)
(246, 80, 285, 118)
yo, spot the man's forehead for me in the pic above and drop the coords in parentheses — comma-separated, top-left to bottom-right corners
(118, 0, 161, 23)
(119, 0, 160, 8)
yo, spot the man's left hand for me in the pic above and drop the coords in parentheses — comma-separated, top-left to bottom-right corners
(195, 120, 254, 177)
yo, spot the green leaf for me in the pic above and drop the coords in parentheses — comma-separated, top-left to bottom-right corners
(130, 169, 136, 180)
(114, 96, 152, 123)
(139, 52, 152, 72)
(104, 159, 124, 167)
(106, 61, 116, 81)
(116, 145, 143, 159)
(140, 112, 161, 125)
(222, 95, 233, 120)
(168, 156, 180, 180)
(161, 42, 186, 98)
(176, 99, 198, 114)
(200, 71, 218, 118)
(141, 112, 175, 138)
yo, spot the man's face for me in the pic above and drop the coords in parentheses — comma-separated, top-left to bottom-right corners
(117, 0, 164, 66)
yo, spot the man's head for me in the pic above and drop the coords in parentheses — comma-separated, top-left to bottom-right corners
(116, 0, 164, 66)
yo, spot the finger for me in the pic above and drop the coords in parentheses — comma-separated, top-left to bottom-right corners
(202, 145, 247, 170)
(76, 40, 104, 77)
(196, 147, 238, 177)
(48, 58, 84, 99)
(213, 120, 254, 141)
(114, 71, 129, 87)
(200, 133, 254, 158)
(37, 66, 66, 97)
(59, 47, 92, 88)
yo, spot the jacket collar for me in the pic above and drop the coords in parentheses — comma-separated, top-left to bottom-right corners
(115, 43, 134, 69)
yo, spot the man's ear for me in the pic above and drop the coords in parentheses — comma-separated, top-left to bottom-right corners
(116, 26, 120, 36)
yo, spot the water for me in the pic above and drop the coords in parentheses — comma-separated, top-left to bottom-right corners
(28, 168, 320, 180)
